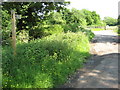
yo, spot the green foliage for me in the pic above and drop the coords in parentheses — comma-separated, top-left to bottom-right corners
(95, 21, 106, 26)
(29, 24, 64, 39)
(80, 9, 94, 25)
(2, 2, 68, 31)
(80, 9, 104, 26)
(2, 9, 12, 45)
(70, 8, 87, 26)
(79, 27, 95, 41)
(114, 29, 120, 36)
(47, 12, 66, 25)
(44, 24, 63, 35)
(2, 2, 69, 41)
(91, 11, 101, 24)
(103, 17, 117, 26)
(62, 23, 80, 32)
(61, 8, 104, 34)
(91, 28, 105, 31)
(118, 30, 120, 35)
(61, 8, 73, 23)
(2, 32, 90, 88)
(114, 25, 120, 35)
(2, 4, 101, 43)
(29, 25, 45, 39)
(61, 8, 87, 26)
(17, 30, 29, 43)
(117, 15, 120, 34)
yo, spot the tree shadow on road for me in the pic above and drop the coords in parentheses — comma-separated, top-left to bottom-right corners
(92, 35, 120, 43)
(60, 53, 120, 88)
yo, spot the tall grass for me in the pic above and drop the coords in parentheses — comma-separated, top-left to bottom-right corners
(2, 32, 90, 88)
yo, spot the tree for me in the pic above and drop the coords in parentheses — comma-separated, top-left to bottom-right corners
(2, 2, 68, 30)
(71, 8, 87, 26)
(103, 17, 117, 26)
(2, 2, 69, 41)
(60, 8, 87, 32)
(91, 11, 101, 25)
(80, 9, 94, 25)
(47, 11, 66, 25)
(80, 9, 103, 26)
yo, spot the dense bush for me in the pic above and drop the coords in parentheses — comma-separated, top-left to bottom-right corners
(79, 27, 95, 41)
(2, 10, 12, 45)
(2, 32, 90, 88)
(62, 23, 80, 33)
(17, 30, 29, 43)
(47, 12, 66, 25)
(2, 7, 99, 44)
(43, 24, 64, 35)
(29, 24, 64, 40)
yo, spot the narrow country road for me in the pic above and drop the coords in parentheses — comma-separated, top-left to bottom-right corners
(60, 30, 119, 88)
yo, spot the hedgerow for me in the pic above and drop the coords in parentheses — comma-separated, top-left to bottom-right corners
(2, 32, 90, 88)
(79, 27, 95, 41)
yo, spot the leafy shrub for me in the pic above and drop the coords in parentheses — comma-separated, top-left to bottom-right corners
(44, 24, 63, 35)
(2, 32, 90, 88)
(2, 10, 12, 46)
(48, 12, 66, 25)
(62, 24, 95, 41)
(114, 25, 120, 35)
(29, 25, 45, 39)
(79, 27, 95, 41)
(17, 30, 29, 44)
(62, 23, 80, 33)
(29, 24, 64, 39)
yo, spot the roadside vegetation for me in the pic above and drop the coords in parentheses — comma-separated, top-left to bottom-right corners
(91, 28, 105, 31)
(112, 15, 120, 36)
(3, 32, 90, 88)
(113, 28, 120, 36)
(1, 2, 119, 88)
(117, 16, 120, 36)
(103, 17, 117, 26)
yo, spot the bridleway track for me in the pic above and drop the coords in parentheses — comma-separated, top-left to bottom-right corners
(60, 30, 119, 88)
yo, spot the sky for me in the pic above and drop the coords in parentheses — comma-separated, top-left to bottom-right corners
(65, 0, 120, 20)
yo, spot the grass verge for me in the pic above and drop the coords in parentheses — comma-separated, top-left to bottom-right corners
(91, 28, 104, 31)
(2, 32, 91, 88)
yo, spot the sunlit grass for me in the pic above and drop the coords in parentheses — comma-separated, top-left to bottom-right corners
(2, 32, 91, 88)
(91, 28, 105, 31)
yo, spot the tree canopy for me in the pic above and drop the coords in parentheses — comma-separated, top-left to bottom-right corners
(2, 2, 69, 31)
(2, 3, 106, 45)
(103, 17, 117, 26)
